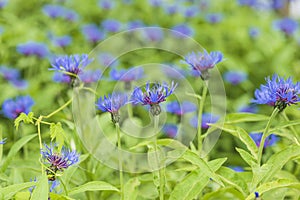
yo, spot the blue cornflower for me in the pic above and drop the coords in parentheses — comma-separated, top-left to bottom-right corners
(237, 0, 258, 7)
(0, 138, 6, 144)
(96, 93, 129, 123)
(162, 124, 178, 138)
(205, 13, 223, 24)
(162, 64, 186, 79)
(42, 5, 66, 18)
(81, 24, 105, 43)
(163, 4, 178, 15)
(148, 0, 163, 7)
(273, 17, 298, 36)
(229, 166, 244, 172)
(0, 0, 8, 9)
(98, 0, 115, 10)
(64, 9, 79, 22)
(98, 52, 119, 67)
(252, 74, 300, 111)
(248, 27, 260, 39)
(16, 41, 49, 58)
(41, 143, 79, 170)
(109, 67, 144, 89)
(237, 104, 258, 113)
(127, 20, 145, 30)
(79, 69, 102, 84)
(172, 24, 194, 37)
(132, 82, 177, 115)
(184, 6, 198, 18)
(2, 95, 34, 119)
(101, 19, 122, 33)
(223, 70, 248, 85)
(183, 50, 223, 80)
(49, 179, 60, 193)
(250, 133, 278, 148)
(190, 113, 220, 129)
(143, 27, 164, 42)
(271, 0, 285, 10)
(50, 54, 93, 79)
(51, 35, 72, 48)
(166, 101, 196, 116)
(0, 66, 28, 89)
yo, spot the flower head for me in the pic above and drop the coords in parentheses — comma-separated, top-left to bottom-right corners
(143, 27, 164, 42)
(183, 50, 223, 80)
(166, 101, 196, 116)
(205, 13, 223, 24)
(16, 41, 49, 58)
(98, 0, 115, 10)
(101, 19, 122, 33)
(248, 27, 260, 39)
(172, 24, 194, 37)
(81, 24, 105, 43)
(237, 104, 258, 113)
(110, 67, 143, 83)
(0, 66, 28, 89)
(162, 124, 178, 138)
(273, 18, 298, 36)
(250, 133, 278, 147)
(2, 95, 34, 119)
(252, 74, 300, 111)
(0, 138, 6, 144)
(51, 35, 72, 48)
(224, 70, 248, 85)
(190, 113, 220, 129)
(0, 0, 8, 9)
(42, 4, 79, 22)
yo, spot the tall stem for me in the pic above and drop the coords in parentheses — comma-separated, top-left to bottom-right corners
(197, 81, 208, 155)
(116, 123, 124, 200)
(44, 98, 73, 119)
(281, 111, 300, 145)
(37, 116, 44, 174)
(257, 108, 279, 165)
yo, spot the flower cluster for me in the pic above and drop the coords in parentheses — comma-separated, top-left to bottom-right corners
(252, 74, 300, 111)
(1, 95, 34, 119)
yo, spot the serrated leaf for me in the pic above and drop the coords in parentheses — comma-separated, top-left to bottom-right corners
(30, 175, 48, 200)
(124, 177, 141, 200)
(50, 122, 65, 151)
(0, 182, 35, 200)
(1, 134, 37, 172)
(224, 113, 269, 124)
(68, 181, 119, 196)
(235, 148, 258, 168)
(14, 112, 34, 130)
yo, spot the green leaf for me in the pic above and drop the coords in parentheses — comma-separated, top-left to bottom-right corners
(0, 182, 35, 200)
(235, 148, 258, 168)
(182, 150, 224, 186)
(50, 122, 65, 151)
(15, 192, 31, 200)
(68, 181, 119, 196)
(202, 187, 245, 200)
(49, 193, 75, 200)
(14, 112, 34, 130)
(124, 177, 141, 200)
(169, 158, 226, 200)
(30, 175, 48, 200)
(1, 134, 37, 172)
(217, 167, 248, 196)
(224, 113, 269, 124)
(245, 179, 300, 200)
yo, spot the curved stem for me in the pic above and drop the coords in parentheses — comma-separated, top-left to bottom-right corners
(257, 108, 279, 165)
(197, 81, 208, 155)
(37, 116, 44, 174)
(281, 111, 300, 145)
(44, 98, 73, 119)
(59, 178, 68, 196)
(116, 123, 124, 200)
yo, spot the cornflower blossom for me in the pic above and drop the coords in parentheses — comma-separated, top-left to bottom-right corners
(2, 95, 34, 119)
(81, 24, 105, 43)
(42, 4, 79, 22)
(250, 133, 278, 148)
(98, 0, 115, 10)
(237, 104, 258, 113)
(101, 19, 122, 33)
(166, 101, 196, 116)
(172, 24, 194, 37)
(205, 13, 223, 24)
(109, 67, 144, 89)
(51, 35, 72, 48)
(131, 81, 177, 116)
(273, 18, 298, 36)
(0, 0, 8, 9)
(127, 20, 144, 30)
(143, 27, 164, 42)
(96, 93, 129, 123)
(252, 74, 300, 111)
(183, 50, 223, 80)
(16, 41, 49, 58)
(223, 70, 248, 85)
(248, 27, 260, 39)
(0, 138, 6, 144)
(0, 66, 28, 89)
(98, 53, 119, 67)
(53, 69, 101, 84)
(162, 124, 178, 138)
(190, 113, 220, 129)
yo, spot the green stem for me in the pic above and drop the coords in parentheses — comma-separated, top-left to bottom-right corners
(281, 111, 300, 145)
(37, 116, 44, 175)
(257, 108, 279, 165)
(59, 177, 68, 196)
(197, 81, 208, 155)
(116, 123, 124, 200)
(44, 98, 73, 119)
(0, 127, 3, 163)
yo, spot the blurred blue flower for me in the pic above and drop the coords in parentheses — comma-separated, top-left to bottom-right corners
(50, 54, 93, 77)
(183, 50, 223, 80)
(98, 0, 115, 10)
(41, 143, 79, 170)
(50, 35, 72, 48)
(148, 0, 163, 7)
(0, 26, 4, 35)
(237, 104, 258, 113)
(64, 9, 79, 22)
(81, 24, 105, 43)
(131, 81, 177, 106)
(273, 17, 298, 36)
(205, 13, 223, 24)
(2, 95, 34, 119)
(16, 41, 49, 58)
(110, 67, 143, 83)
(172, 24, 194, 37)
(98, 52, 119, 67)
(101, 19, 122, 33)
(143, 27, 164, 42)
(184, 6, 198, 18)
(0, 66, 28, 89)
(190, 113, 220, 129)
(166, 101, 196, 116)
(271, 0, 285, 10)
(248, 27, 260, 39)
(237, 0, 258, 7)
(250, 133, 279, 147)
(223, 70, 248, 85)
(42, 5, 65, 18)
(162, 64, 186, 79)
(0, 138, 6, 144)
(79, 69, 102, 83)
(163, 4, 178, 15)
(162, 124, 178, 138)
(49, 179, 60, 193)
(96, 93, 129, 113)
(229, 166, 244, 172)
(127, 20, 145, 30)
(0, 0, 8, 9)
(252, 74, 300, 111)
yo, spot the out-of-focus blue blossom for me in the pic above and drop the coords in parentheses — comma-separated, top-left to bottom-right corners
(98, 0, 115, 10)
(64, 9, 79, 22)
(224, 70, 248, 85)
(237, 104, 258, 113)
(41, 143, 79, 170)
(0, 138, 6, 144)
(205, 13, 223, 24)
(271, 0, 285, 10)
(16, 41, 49, 58)
(50, 54, 93, 77)
(163, 4, 178, 15)
(0, 0, 8, 9)
(79, 69, 102, 83)
(42, 5, 65, 18)
(237, 0, 258, 7)
(250, 133, 279, 147)
(190, 113, 220, 129)
(162, 64, 186, 79)
(273, 17, 298, 36)
(96, 93, 129, 113)
(28, 177, 37, 194)
(101, 19, 122, 33)
(131, 81, 177, 106)
(0, 66, 28, 89)
(52, 72, 71, 83)
(0, 26, 4, 35)
(172, 24, 194, 37)
(255, 192, 260, 199)
(166, 101, 196, 116)
(81, 24, 105, 43)
(143, 27, 164, 42)
(252, 74, 300, 111)
(49, 179, 60, 193)
(50, 35, 72, 48)
(229, 166, 244, 172)
(110, 67, 143, 82)
(184, 6, 198, 18)
(98, 53, 119, 67)
(2, 95, 34, 119)
(148, 0, 163, 7)
(248, 27, 260, 39)
(127, 20, 144, 30)
(162, 124, 178, 138)
(183, 50, 223, 79)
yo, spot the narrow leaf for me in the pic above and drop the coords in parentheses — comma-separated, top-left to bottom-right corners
(0, 182, 35, 200)
(30, 175, 48, 200)
(235, 148, 258, 168)
(225, 113, 269, 124)
(68, 181, 119, 196)
(124, 177, 141, 200)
